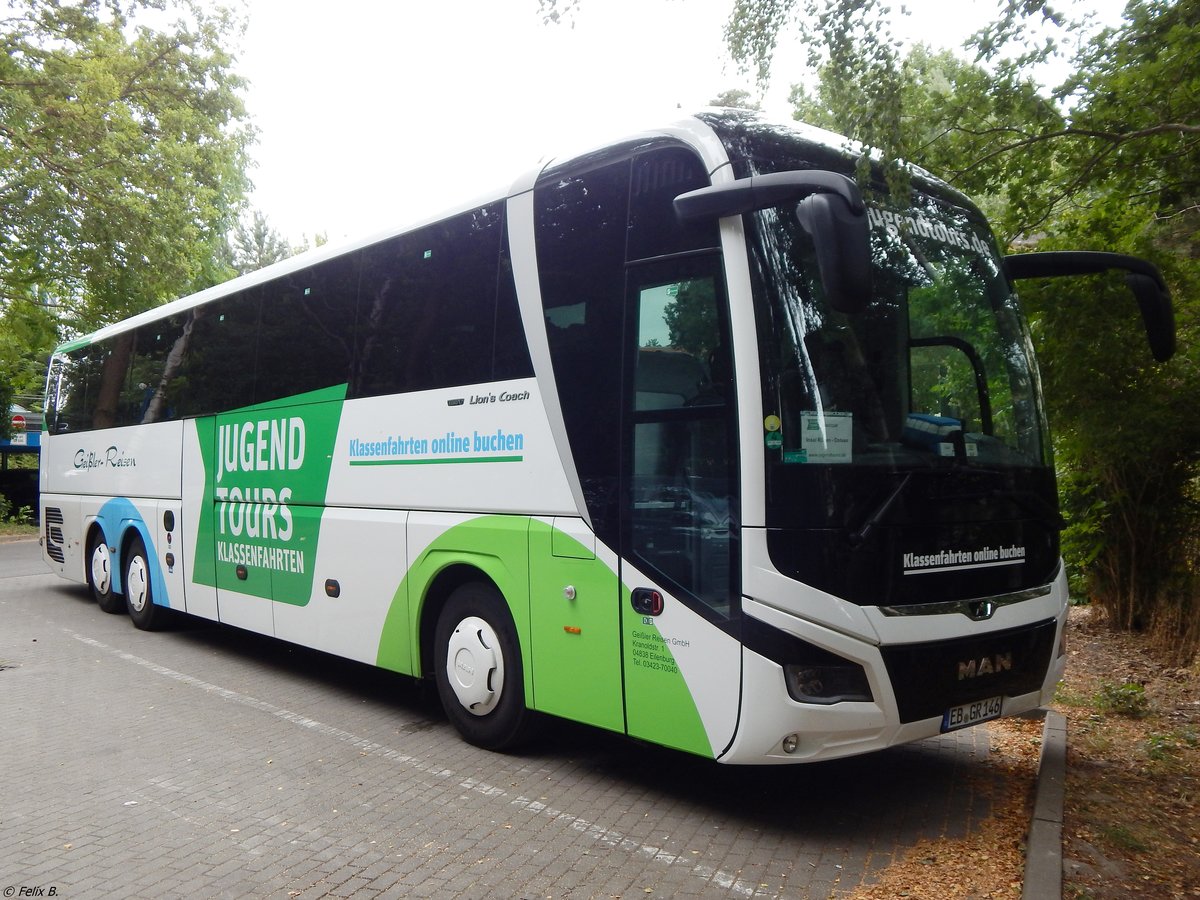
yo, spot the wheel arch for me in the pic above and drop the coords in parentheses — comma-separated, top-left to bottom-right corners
(417, 562, 507, 680)
(84, 517, 107, 557)
(118, 519, 149, 565)
(375, 515, 532, 692)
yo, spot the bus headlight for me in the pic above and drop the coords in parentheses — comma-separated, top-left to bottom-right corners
(784, 661, 873, 704)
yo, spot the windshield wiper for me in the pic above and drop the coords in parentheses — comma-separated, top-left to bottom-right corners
(848, 474, 1064, 548)
(849, 473, 914, 547)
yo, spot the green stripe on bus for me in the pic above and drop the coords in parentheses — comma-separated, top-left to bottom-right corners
(54, 337, 92, 354)
(349, 456, 524, 466)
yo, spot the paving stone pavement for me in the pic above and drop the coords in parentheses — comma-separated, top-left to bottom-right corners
(1, 538, 1008, 899)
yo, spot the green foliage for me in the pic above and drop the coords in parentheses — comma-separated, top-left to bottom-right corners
(0, 377, 12, 442)
(1094, 681, 1151, 718)
(1097, 823, 1150, 854)
(737, 0, 910, 192)
(708, 88, 760, 110)
(0, 291, 59, 404)
(665, 280, 719, 359)
(0, 492, 33, 526)
(225, 210, 294, 277)
(1144, 726, 1198, 763)
(0, 0, 255, 330)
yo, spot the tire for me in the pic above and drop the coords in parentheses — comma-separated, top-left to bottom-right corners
(124, 534, 166, 631)
(434, 582, 536, 751)
(88, 531, 125, 614)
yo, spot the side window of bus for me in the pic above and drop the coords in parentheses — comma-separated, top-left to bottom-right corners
(257, 253, 361, 404)
(85, 332, 138, 430)
(172, 291, 261, 417)
(354, 206, 503, 398)
(628, 147, 719, 261)
(132, 317, 187, 424)
(51, 347, 103, 433)
(536, 159, 631, 548)
(629, 259, 738, 619)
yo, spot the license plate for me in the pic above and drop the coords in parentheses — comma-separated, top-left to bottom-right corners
(942, 695, 1003, 732)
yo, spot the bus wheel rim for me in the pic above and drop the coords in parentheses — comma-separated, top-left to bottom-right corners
(127, 555, 150, 613)
(445, 615, 504, 716)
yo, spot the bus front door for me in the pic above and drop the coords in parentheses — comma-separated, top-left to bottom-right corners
(618, 260, 743, 759)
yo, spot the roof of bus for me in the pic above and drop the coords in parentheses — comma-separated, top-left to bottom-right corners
(55, 110, 977, 355)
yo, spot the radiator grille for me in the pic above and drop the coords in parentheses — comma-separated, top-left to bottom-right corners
(880, 618, 1057, 724)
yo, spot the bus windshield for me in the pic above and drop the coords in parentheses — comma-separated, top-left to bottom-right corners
(755, 193, 1049, 472)
(736, 154, 1060, 606)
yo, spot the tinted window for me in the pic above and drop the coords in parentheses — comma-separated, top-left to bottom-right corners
(257, 253, 360, 403)
(52, 328, 164, 432)
(628, 147, 719, 261)
(628, 258, 738, 619)
(50, 204, 533, 428)
(86, 331, 139, 430)
(535, 159, 631, 546)
(172, 291, 261, 417)
(50, 346, 104, 434)
(355, 206, 504, 397)
(131, 317, 187, 424)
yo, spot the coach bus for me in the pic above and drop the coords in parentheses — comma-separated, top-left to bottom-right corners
(39, 110, 1174, 763)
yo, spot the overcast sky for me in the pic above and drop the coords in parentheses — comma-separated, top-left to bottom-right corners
(233, 0, 1124, 244)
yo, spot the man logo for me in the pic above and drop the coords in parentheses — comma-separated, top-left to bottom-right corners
(957, 652, 1013, 680)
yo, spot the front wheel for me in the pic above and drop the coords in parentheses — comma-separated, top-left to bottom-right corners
(125, 535, 167, 631)
(88, 532, 124, 614)
(434, 583, 536, 751)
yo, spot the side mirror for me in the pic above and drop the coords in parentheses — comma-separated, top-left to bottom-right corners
(796, 192, 872, 315)
(675, 170, 873, 314)
(1003, 251, 1175, 362)
(1124, 273, 1175, 363)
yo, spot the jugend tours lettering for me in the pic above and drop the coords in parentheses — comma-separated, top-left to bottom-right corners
(214, 416, 306, 574)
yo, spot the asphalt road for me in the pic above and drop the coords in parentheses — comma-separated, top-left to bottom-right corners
(1, 537, 1006, 899)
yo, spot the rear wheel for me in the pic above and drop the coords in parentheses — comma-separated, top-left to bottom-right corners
(125, 535, 166, 630)
(434, 582, 535, 751)
(88, 531, 124, 614)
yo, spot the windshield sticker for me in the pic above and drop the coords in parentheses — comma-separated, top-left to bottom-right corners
(796, 411, 852, 464)
(867, 206, 996, 262)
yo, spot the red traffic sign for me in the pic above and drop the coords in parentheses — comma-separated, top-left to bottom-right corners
(10, 414, 25, 431)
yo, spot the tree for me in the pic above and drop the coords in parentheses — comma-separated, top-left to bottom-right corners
(708, 88, 760, 110)
(226, 209, 294, 276)
(0, 0, 254, 331)
(780, 0, 1200, 656)
(789, 43, 1064, 235)
(0, 286, 58, 441)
